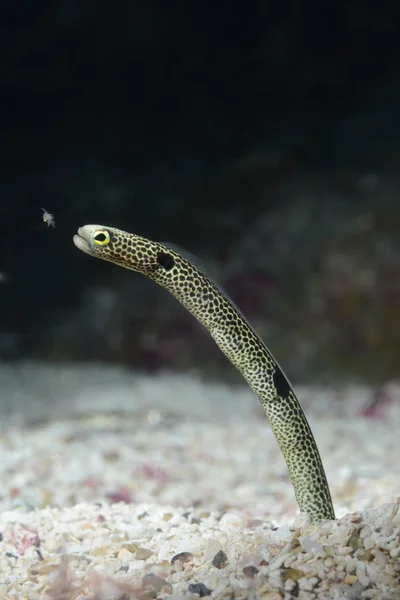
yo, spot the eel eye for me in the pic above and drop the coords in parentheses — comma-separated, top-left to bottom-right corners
(93, 230, 110, 246)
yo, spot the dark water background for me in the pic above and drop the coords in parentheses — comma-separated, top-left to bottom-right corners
(1, 1, 399, 385)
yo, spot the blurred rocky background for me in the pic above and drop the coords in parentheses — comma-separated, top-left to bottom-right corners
(0, 0, 399, 385)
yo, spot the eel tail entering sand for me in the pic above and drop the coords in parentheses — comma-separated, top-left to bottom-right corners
(73, 224, 335, 522)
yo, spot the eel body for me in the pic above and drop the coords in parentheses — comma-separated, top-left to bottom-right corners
(73, 224, 335, 522)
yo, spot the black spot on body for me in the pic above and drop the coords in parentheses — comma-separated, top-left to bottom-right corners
(273, 368, 291, 399)
(157, 251, 175, 271)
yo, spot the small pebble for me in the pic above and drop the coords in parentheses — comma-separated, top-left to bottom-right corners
(171, 551, 194, 565)
(212, 550, 228, 569)
(117, 548, 133, 561)
(281, 567, 304, 583)
(343, 575, 358, 585)
(243, 565, 259, 578)
(141, 573, 172, 595)
(136, 547, 153, 560)
(188, 582, 212, 597)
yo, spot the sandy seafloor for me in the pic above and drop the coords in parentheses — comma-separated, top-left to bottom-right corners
(0, 362, 399, 599)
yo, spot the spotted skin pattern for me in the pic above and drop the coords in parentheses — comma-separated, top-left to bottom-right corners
(73, 225, 335, 522)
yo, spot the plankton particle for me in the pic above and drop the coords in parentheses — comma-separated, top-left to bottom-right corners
(41, 208, 55, 228)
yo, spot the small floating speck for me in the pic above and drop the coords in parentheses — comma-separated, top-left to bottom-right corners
(41, 208, 55, 228)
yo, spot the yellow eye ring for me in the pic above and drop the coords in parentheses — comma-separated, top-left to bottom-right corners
(93, 230, 111, 246)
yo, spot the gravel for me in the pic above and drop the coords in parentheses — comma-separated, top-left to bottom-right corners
(0, 362, 399, 599)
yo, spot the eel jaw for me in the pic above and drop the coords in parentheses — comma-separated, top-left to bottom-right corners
(73, 227, 93, 256)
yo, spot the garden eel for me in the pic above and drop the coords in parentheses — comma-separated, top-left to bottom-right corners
(73, 224, 335, 522)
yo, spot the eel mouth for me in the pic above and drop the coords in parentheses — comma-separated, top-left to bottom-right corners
(73, 228, 92, 255)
